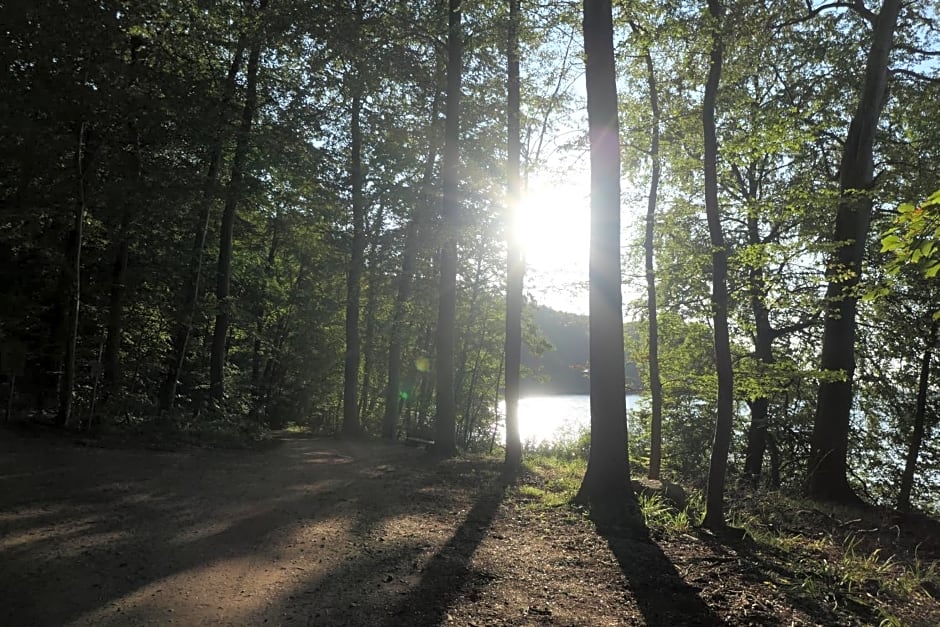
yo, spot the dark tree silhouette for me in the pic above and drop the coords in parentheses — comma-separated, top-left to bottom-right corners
(433, 0, 462, 457)
(700, 0, 735, 531)
(504, 0, 524, 470)
(574, 0, 636, 517)
(808, 0, 901, 503)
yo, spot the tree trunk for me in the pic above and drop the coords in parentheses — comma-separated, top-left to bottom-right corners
(642, 47, 663, 481)
(701, 0, 734, 531)
(504, 0, 524, 470)
(208, 34, 263, 406)
(454, 253, 486, 405)
(574, 0, 635, 518)
(103, 210, 130, 405)
(382, 87, 442, 439)
(808, 0, 901, 503)
(103, 48, 147, 416)
(897, 319, 937, 512)
(743, 209, 775, 479)
(159, 38, 246, 413)
(250, 216, 278, 415)
(56, 122, 89, 428)
(342, 86, 366, 438)
(433, 0, 462, 458)
(358, 206, 387, 422)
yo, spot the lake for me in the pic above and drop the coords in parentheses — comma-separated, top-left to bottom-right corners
(500, 394, 642, 446)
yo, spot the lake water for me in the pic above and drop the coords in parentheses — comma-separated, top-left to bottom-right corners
(500, 394, 642, 446)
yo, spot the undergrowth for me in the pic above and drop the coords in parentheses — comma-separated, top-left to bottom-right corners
(726, 491, 940, 625)
(517, 454, 584, 508)
(517, 450, 939, 625)
(636, 491, 704, 536)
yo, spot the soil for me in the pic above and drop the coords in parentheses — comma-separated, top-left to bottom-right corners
(1, 430, 937, 626)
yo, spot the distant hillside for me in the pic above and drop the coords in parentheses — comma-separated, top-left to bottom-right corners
(521, 304, 643, 395)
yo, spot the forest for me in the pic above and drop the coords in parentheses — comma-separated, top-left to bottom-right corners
(2, 0, 940, 624)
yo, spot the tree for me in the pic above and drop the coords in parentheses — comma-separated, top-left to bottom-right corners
(808, 0, 901, 503)
(382, 72, 444, 440)
(897, 317, 937, 511)
(700, 0, 734, 531)
(208, 2, 266, 407)
(639, 32, 663, 482)
(159, 36, 248, 414)
(504, 0, 524, 470)
(574, 0, 636, 519)
(433, 0, 463, 457)
(342, 8, 366, 438)
(55, 123, 89, 427)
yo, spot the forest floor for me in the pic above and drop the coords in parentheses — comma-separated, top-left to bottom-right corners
(1, 425, 938, 626)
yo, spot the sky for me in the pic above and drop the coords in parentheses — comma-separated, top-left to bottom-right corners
(517, 167, 647, 317)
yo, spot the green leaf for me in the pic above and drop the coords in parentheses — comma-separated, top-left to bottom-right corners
(880, 234, 902, 252)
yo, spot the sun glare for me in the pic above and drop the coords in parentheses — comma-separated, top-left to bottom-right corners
(514, 177, 591, 313)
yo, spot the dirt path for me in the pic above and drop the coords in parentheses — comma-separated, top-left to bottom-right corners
(0, 434, 489, 626)
(1, 433, 934, 626)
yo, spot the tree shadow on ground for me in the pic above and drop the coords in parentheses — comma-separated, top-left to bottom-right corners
(595, 514, 726, 626)
(0, 435, 486, 626)
(699, 529, 880, 626)
(380, 483, 506, 626)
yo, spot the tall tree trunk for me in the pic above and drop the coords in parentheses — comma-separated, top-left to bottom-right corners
(208, 33, 263, 406)
(103, 45, 147, 415)
(808, 0, 901, 503)
(642, 46, 663, 481)
(56, 122, 89, 427)
(743, 209, 774, 479)
(504, 0, 524, 470)
(382, 87, 442, 439)
(159, 38, 246, 412)
(103, 208, 130, 405)
(701, 0, 734, 531)
(460, 305, 492, 445)
(574, 0, 635, 517)
(357, 206, 387, 422)
(342, 86, 366, 438)
(454, 252, 486, 402)
(250, 216, 278, 415)
(897, 318, 936, 512)
(433, 0, 462, 457)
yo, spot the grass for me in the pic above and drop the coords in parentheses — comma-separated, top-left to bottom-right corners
(516, 454, 585, 508)
(515, 452, 939, 625)
(724, 490, 940, 624)
(637, 490, 703, 535)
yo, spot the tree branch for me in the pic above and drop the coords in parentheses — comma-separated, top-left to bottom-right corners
(772, 0, 875, 29)
(890, 68, 940, 83)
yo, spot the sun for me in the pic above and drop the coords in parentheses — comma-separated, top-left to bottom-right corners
(513, 176, 591, 312)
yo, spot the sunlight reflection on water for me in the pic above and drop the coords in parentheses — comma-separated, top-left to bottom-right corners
(498, 394, 642, 446)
